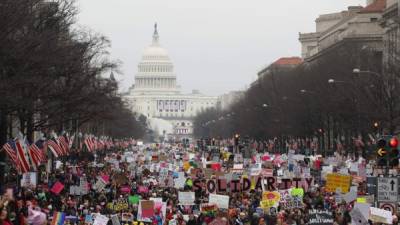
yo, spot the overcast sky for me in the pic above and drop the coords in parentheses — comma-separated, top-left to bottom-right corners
(77, 0, 366, 96)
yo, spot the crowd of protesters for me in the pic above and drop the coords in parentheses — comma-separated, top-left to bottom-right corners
(0, 141, 399, 225)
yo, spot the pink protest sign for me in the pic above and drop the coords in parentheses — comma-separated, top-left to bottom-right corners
(50, 181, 64, 195)
(138, 186, 149, 193)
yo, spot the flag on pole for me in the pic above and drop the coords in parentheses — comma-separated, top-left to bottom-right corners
(51, 212, 65, 225)
(84, 136, 95, 152)
(57, 135, 69, 155)
(2, 140, 20, 170)
(28, 139, 47, 169)
(47, 139, 63, 157)
(15, 139, 30, 173)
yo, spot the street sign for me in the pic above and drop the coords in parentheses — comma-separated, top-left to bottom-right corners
(377, 148, 387, 157)
(377, 177, 398, 202)
(379, 202, 397, 215)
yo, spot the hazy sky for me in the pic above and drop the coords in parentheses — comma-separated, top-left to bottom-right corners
(77, 0, 366, 96)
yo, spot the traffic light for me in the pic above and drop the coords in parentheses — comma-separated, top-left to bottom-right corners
(377, 138, 387, 167)
(234, 134, 240, 146)
(389, 137, 399, 167)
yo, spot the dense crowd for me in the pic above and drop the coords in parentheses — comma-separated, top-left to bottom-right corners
(0, 143, 399, 225)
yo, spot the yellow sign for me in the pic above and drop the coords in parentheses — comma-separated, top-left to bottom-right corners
(183, 162, 190, 171)
(325, 173, 351, 193)
(356, 198, 366, 203)
(291, 188, 304, 197)
(260, 200, 276, 209)
(262, 191, 281, 202)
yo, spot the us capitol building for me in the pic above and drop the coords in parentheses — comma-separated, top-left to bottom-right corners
(123, 24, 218, 140)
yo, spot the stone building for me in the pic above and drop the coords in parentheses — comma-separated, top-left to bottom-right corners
(299, 0, 387, 61)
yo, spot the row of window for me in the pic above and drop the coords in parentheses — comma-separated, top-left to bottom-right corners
(138, 65, 173, 73)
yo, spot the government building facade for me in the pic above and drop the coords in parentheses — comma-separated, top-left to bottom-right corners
(123, 24, 218, 140)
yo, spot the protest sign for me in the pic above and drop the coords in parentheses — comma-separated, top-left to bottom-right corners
(129, 195, 140, 205)
(179, 192, 195, 205)
(343, 189, 357, 203)
(93, 214, 109, 225)
(350, 208, 368, 225)
(370, 207, 393, 224)
(85, 215, 93, 224)
(139, 200, 155, 219)
(209, 194, 229, 209)
(308, 209, 334, 225)
(325, 173, 351, 193)
(21, 172, 37, 188)
(291, 188, 304, 198)
(111, 215, 120, 225)
(51, 181, 64, 195)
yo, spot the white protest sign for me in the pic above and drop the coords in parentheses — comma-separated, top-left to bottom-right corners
(111, 215, 121, 225)
(370, 207, 393, 224)
(21, 172, 37, 187)
(377, 177, 398, 202)
(350, 208, 368, 225)
(209, 194, 229, 209)
(179, 192, 195, 205)
(343, 188, 358, 203)
(93, 214, 109, 225)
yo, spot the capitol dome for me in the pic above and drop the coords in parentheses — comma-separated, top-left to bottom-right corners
(141, 24, 171, 62)
(133, 23, 178, 94)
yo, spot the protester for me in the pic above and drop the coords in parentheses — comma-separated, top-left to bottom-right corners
(0, 138, 399, 225)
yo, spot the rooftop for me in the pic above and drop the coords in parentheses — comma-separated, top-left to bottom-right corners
(359, 0, 387, 13)
(273, 57, 303, 65)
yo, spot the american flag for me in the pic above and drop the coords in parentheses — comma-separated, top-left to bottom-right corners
(84, 136, 95, 152)
(47, 139, 63, 157)
(15, 139, 30, 173)
(57, 136, 69, 155)
(28, 139, 47, 169)
(2, 140, 20, 170)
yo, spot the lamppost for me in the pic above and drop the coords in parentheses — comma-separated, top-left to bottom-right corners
(353, 68, 381, 77)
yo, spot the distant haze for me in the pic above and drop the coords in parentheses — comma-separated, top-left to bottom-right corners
(77, 0, 366, 96)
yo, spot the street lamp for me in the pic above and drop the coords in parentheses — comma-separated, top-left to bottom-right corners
(262, 103, 268, 108)
(300, 89, 317, 94)
(353, 68, 381, 77)
(328, 79, 347, 84)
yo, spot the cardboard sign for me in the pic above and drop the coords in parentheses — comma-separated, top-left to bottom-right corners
(178, 192, 195, 205)
(140, 200, 155, 218)
(209, 194, 229, 209)
(325, 173, 351, 193)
